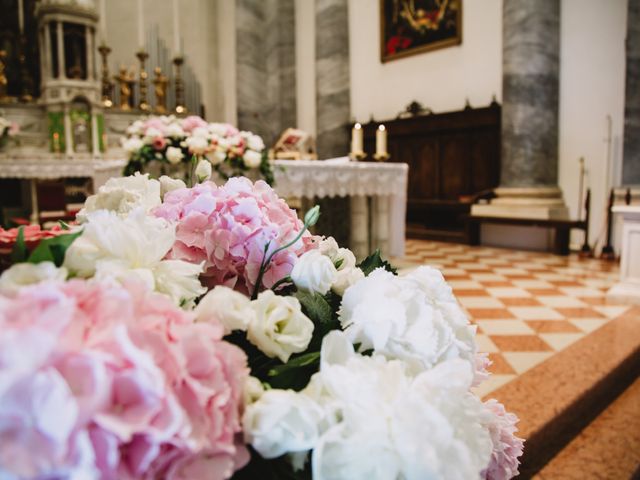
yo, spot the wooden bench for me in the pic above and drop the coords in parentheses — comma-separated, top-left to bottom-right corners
(466, 215, 587, 256)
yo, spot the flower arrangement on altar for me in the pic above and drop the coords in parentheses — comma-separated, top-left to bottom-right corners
(0, 171, 524, 479)
(122, 115, 274, 184)
(0, 115, 19, 149)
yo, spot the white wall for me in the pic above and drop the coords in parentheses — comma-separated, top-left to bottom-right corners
(348, 0, 503, 122)
(559, 0, 627, 249)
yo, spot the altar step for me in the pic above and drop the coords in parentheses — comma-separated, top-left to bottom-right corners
(485, 308, 640, 479)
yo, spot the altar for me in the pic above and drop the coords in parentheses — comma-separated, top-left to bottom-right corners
(273, 159, 408, 259)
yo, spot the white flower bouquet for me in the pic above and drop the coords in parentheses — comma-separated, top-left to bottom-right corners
(122, 115, 273, 184)
(0, 171, 523, 479)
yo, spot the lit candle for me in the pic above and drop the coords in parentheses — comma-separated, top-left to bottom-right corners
(376, 124, 387, 156)
(351, 123, 363, 155)
(172, 0, 181, 53)
(18, 0, 24, 33)
(100, 0, 107, 42)
(137, 0, 145, 48)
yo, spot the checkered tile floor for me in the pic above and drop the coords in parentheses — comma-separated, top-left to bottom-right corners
(394, 239, 631, 397)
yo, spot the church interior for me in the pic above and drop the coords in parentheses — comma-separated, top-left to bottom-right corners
(0, 0, 639, 478)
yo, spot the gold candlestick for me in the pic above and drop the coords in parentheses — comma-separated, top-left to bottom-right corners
(152, 67, 169, 114)
(136, 50, 150, 112)
(114, 65, 135, 111)
(173, 56, 186, 114)
(0, 50, 8, 102)
(18, 35, 33, 102)
(98, 43, 113, 108)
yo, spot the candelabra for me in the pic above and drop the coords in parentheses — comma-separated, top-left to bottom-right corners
(0, 50, 8, 101)
(173, 56, 186, 114)
(17, 35, 33, 102)
(136, 50, 150, 112)
(98, 43, 113, 107)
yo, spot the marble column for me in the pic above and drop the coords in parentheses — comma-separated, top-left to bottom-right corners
(622, 0, 640, 185)
(236, 0, 296, 144)
(472, 0, 568, 220)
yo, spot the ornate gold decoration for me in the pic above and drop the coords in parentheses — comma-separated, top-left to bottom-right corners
(136, 50, 150, 112)
(173, 56, 186, 114)
(152, 67, 169, 114)
(0, 50, 8, 101)
(114, 65, 135, 111)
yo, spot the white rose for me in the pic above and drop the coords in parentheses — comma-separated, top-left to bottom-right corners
(247, 134, 265, 152)
(166, 146, 185, 165)
(121, 136, 144, 153)
(243, 389, 324, 459)
(291, 250, 337, 296)
(207, 149, 226, 166)
(185, 135, 209, 155)
(247, 290, 314, 363)
(77, 172, 161, 221)
(244, 150, 263, 169)
(0, 262, 68, 295)
(166, 123, 185, 138)
(195, 286, 255, 334)
(332, 266, 364, 297)
(318, 237, 339, 259)
(194, 158, 212, 182)
(159, 175, 186, 199)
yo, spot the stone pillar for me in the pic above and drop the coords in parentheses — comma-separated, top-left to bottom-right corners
(315, 0, 350, 158)
(622, 0, 640, 185)
(472, 0, 568, 219)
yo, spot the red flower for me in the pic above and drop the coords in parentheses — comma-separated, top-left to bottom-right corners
(0, 224, 66, 251)
(386, 35, 412, 55)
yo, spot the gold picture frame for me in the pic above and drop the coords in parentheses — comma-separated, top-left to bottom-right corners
(380, 0, 462, 63)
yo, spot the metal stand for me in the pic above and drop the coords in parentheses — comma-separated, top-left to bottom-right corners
(173, 56, 186, 114)
(98, 43, 113, 107)
(136, 50, 150, 112)
(600, 188, 615, 260)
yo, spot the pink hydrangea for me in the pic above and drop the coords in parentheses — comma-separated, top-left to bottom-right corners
(182, 116, 209, 133)
(0, 279, 250, 480)
(154, 177, 316, 294)
(481, 399, 525, 480)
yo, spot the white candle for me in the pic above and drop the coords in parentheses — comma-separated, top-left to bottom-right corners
(376, 124, 387, 155)
(137, 0, 145, 48)
(18, 0, 24, 33)
(351, 123, 363, 155)
(100, 0, 107, 42)
(173, 0, 181, 53)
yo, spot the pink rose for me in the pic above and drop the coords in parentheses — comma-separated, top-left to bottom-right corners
(153, 136, 168, 151)
(182, 116, 208, 133)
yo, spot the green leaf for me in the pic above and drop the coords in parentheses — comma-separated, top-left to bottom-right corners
(10, 226, 28, 263)
(27, 230, 83, 267)
(358, 249, 397, 276)
(295, 291, 333, 325)
(267, 351, 320, 377)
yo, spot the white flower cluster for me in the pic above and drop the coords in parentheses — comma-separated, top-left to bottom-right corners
(291, 237, 364, 296)
(244, 331, 494, 480)
(195, 286, 315, 363)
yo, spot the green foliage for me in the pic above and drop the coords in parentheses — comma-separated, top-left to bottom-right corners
(10, 227, 27, 263)
(27, 231, 83, 267)
(358, 249, 397, 276)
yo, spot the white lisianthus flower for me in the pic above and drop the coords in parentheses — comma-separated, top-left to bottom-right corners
(246, 134, 265, 152)
(315, 237, 363, 296)
(243, 376, 266, 405)
(0, 262, 68, 295)
(77, 173, 161, 222)
(291, 250, 337, 296)
(166, 146, 185, 165)
(247, 290, 314, 363)
(194, 158, 212, 182)
(63, 209, 205, 306)
(165, 123, 185, 138)
(159, 175, 186, 199)
(338, 267, 476, 375)
(243, 389, 324, 459)
(143, 126, 162, 144)
(195, 286, 255, 334)
(244, 150, 263, 169)
(121, 136, 144, 153)
(206, 149, 226, 166)
(185, 135, 209, 155)
(192, 127, 209, 139)
(208, 123, 228, 137)
(318, 237, 339, 259)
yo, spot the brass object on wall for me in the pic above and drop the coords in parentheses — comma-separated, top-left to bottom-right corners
(152, 67, 169, 114)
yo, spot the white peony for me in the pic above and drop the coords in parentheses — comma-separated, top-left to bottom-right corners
(125, 120, 144, 136)
(143, 127, 162, 144)
(207, 149, 226, 166)
(166, 146, 185, 165)
(194, 158, 212, 182)
(63, 209, 205, 306)
(246, 134, 265, 152)
(159, 175, 186, 199)
(291, 250, 337, 296)
(121, 136, 144, 153)
(166, 123, 185, 138)
(185, 135, 209, 155)
(247, 290, 314, 363)
(192, 127, 209, 139)
(194, 286, 255, 334)
(243, 389, 324, 460)
(244, 150, 263, 169)
(0, 262, 68, 295)
(338, 267, 476, 375)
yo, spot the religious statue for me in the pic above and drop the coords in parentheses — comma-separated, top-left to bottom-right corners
(114, 65, 135, 110)
(152, 67, 169, 114)
(0, 50, 9, 101)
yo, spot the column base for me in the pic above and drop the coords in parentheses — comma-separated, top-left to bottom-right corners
(471, 186, 569, 220)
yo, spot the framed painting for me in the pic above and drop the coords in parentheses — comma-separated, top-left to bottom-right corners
(380, 0, 462, 63)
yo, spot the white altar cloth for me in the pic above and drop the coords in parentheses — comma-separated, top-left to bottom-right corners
(273, 159, 409, 258)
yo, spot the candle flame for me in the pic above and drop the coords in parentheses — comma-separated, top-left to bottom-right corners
(378, 125, 386, 131)
(355, 123, 362, 129)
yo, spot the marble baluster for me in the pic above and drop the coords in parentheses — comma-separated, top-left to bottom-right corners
(315, 0, 350, 158)
(623, 0, 640, 184)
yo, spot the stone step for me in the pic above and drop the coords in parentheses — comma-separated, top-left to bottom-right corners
(484, 307, 640, 478)
(533, 377, 640, 480)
